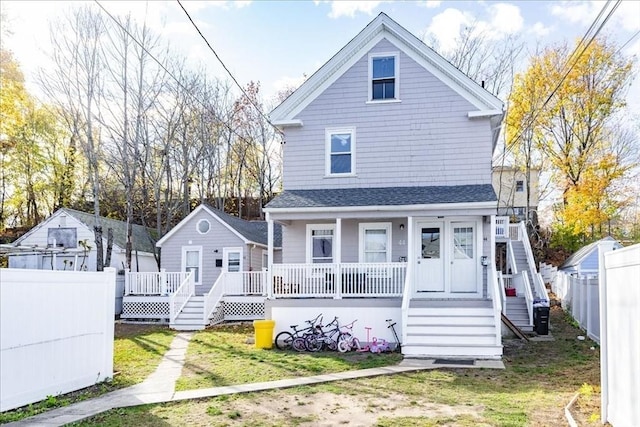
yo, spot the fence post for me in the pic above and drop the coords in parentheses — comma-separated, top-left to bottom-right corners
(597, 240, 617, 424)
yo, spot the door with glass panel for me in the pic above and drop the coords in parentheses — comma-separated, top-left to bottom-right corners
(450, 223, 477, 292)
(223, 247, 243, 293)
(416, 222, 444, 292)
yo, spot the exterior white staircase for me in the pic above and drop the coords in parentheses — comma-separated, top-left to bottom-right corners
(170, 296, 208, 331)
(504, 296, 533, 332)
(402, 300, 502, 359)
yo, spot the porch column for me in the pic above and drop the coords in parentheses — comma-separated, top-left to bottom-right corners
(335, 218, 342, 299)
(267, 214, 274, 299)
(407, 216, 414, 295)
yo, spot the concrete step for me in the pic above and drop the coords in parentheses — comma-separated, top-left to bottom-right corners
(402, 343, 503, 358)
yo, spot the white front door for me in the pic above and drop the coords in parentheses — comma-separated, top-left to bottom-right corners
(223, 247, 243, 293)
(181, 246, 202, 286)
(416, 222, 444, 292)
(450, 222, 477, 293)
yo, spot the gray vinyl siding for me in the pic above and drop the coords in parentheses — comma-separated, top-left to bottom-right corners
(159, 210, 249, 292)
(283, 38, 493, 190)
(281, 219, 408, 264)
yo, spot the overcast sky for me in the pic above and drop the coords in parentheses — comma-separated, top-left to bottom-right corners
(2, 0, 639, 112)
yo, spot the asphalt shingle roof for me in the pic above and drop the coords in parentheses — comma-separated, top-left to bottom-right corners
(265, 185, 497, 209)
(204, 205, 282, 247)
(560, 236, 619, 269)
(62, 208, 157, 254)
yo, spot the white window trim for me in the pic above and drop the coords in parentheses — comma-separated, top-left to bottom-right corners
(261, 249, 268, 271)
(181, 246, 203, 286)
(196, 218, 210, 234)
(306, 224, 336, 264)
(222, 247, 243, 273)
(325, 127, 356, 177)
(368, 51, 400, 102)
(358, 222, 392, 263)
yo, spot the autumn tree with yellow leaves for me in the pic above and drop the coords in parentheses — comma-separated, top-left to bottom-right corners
(506, 37, 637, 249)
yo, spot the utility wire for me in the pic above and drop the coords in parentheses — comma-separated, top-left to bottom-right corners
(503, 0, 622, 156)
(93, 0, 276, 147)
(176, 0, 282, 134)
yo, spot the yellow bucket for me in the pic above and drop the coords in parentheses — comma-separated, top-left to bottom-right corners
(253, 319, 276, 349)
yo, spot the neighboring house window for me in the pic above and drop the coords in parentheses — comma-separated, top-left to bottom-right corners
(48, 228, 77, 248)
(223, 247, 243, 272)
(182, 246, 202, 285)
(369, 53, 399, 101)
(326, 128, 355, 175)
(513, 207, 526, 218)
(307, 225, 335, 263)
(196, 219, 210, 234)
(516, 180, 524, 192)
(359, 223, 392, 263)
(262, 250, 268, 270)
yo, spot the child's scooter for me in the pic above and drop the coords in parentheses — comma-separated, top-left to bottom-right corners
(386, 319, 401, 352)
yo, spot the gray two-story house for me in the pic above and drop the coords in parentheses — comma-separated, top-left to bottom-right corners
(262, 13, 506, 358)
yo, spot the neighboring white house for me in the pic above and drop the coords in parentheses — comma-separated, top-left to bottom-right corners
(492, 166, 539, 223)
(263, 13, 507, 358)
(155, 204, 282, 295)
(3, 208, 158, 272)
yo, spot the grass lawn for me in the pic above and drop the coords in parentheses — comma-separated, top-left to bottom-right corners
(70, 306, 603, 426)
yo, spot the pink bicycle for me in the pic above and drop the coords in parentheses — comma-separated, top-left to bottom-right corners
(337, 319, 361, 352)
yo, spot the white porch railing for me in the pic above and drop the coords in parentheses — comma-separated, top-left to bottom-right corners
(125, 270, 189, 295)
(489, 266, 504, 345)
(495, 216, 509, 239)
(497, 271, 507, 314)
(169, 271, 194, 324)
(271, 263, 407, 298)
(203, 270, 269, 323)
(520, 270, 534, 327)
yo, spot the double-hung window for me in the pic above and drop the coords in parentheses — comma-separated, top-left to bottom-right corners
(359, 223, 392, 263)
(516, 180, 524, 192)
(307, 225, 335, 264)
(326, 128, 355, 176)
(369, 53, 399, 101)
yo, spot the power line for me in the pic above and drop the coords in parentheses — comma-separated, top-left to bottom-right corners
(93, 0, 277, 148)
(504, 0, 622, 156)
(176, 0, 281, 134)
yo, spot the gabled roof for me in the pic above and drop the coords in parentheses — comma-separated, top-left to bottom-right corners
(270, 12, 504, 127)
(12, 208, 157, 254)
(265, 184, 496, 211)
(156, 204, 282, 248)
(560, 236, 622, 269)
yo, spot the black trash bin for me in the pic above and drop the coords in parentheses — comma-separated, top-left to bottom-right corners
(534, 306, 550, 335)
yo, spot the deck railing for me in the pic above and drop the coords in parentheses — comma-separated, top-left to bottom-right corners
(270, 263, 407, 299)
(169, 271, 194, 324)
(495, 216, 509, 239)
(125, 270, 189, 295)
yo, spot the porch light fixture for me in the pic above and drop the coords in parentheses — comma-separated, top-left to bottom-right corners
(399, 224, 405, 230)
(480, 256, 489, 267)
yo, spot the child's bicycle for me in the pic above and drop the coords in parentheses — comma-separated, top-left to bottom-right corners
(274, 313, 322, 351)
(337, 320, 361, 352)
(304, 316, 351, 351)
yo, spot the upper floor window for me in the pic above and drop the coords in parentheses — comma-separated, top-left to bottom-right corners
(516, 180, 524, 192)
(48, 228, 77, 248)
(326, 128, 355, 176)
(369, 53, 399, 101)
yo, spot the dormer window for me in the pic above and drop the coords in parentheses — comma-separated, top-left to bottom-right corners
(369, 53, 399, 101)
(326, 128, 355, 176)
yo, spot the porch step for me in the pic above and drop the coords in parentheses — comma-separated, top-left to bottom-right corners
(402, 305, 502, 359)
(503, 294, 533, 332)
(171, 297, 207, 331)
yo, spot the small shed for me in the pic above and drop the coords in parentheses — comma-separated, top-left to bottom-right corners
(560, 236, 624, 275)
(156, 204, 282, 295)
(4, 208, 158, 273)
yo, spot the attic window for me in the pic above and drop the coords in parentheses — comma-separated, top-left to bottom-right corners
(516, 180, 524, 192)
(369, 53, 399, 101)
(197, 219, 210, 234)
(48, 228, 77, 248)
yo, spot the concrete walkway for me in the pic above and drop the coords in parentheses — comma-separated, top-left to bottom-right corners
(7, 334, 504, 426)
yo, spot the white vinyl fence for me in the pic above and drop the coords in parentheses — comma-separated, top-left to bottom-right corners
(0, 268, 116, 412)
(553, 271, 600, 342)
(600, 244, 640, 427)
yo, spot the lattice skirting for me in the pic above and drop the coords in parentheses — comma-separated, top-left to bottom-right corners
(122, 301, 170, 321)
(223, 301, 265, 320)
(209, 303, 226, 325)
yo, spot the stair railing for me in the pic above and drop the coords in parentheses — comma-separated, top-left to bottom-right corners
(506, 239, 518, 275)
(489, 266, 504, 346)
(400, 260, 413, 347)
(169, 271, 195, 324)
(521, 270, 534, 327)
(203, 272, 227, 324)
(497, 270, 507, 314)
(517, 221, 549, 301)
